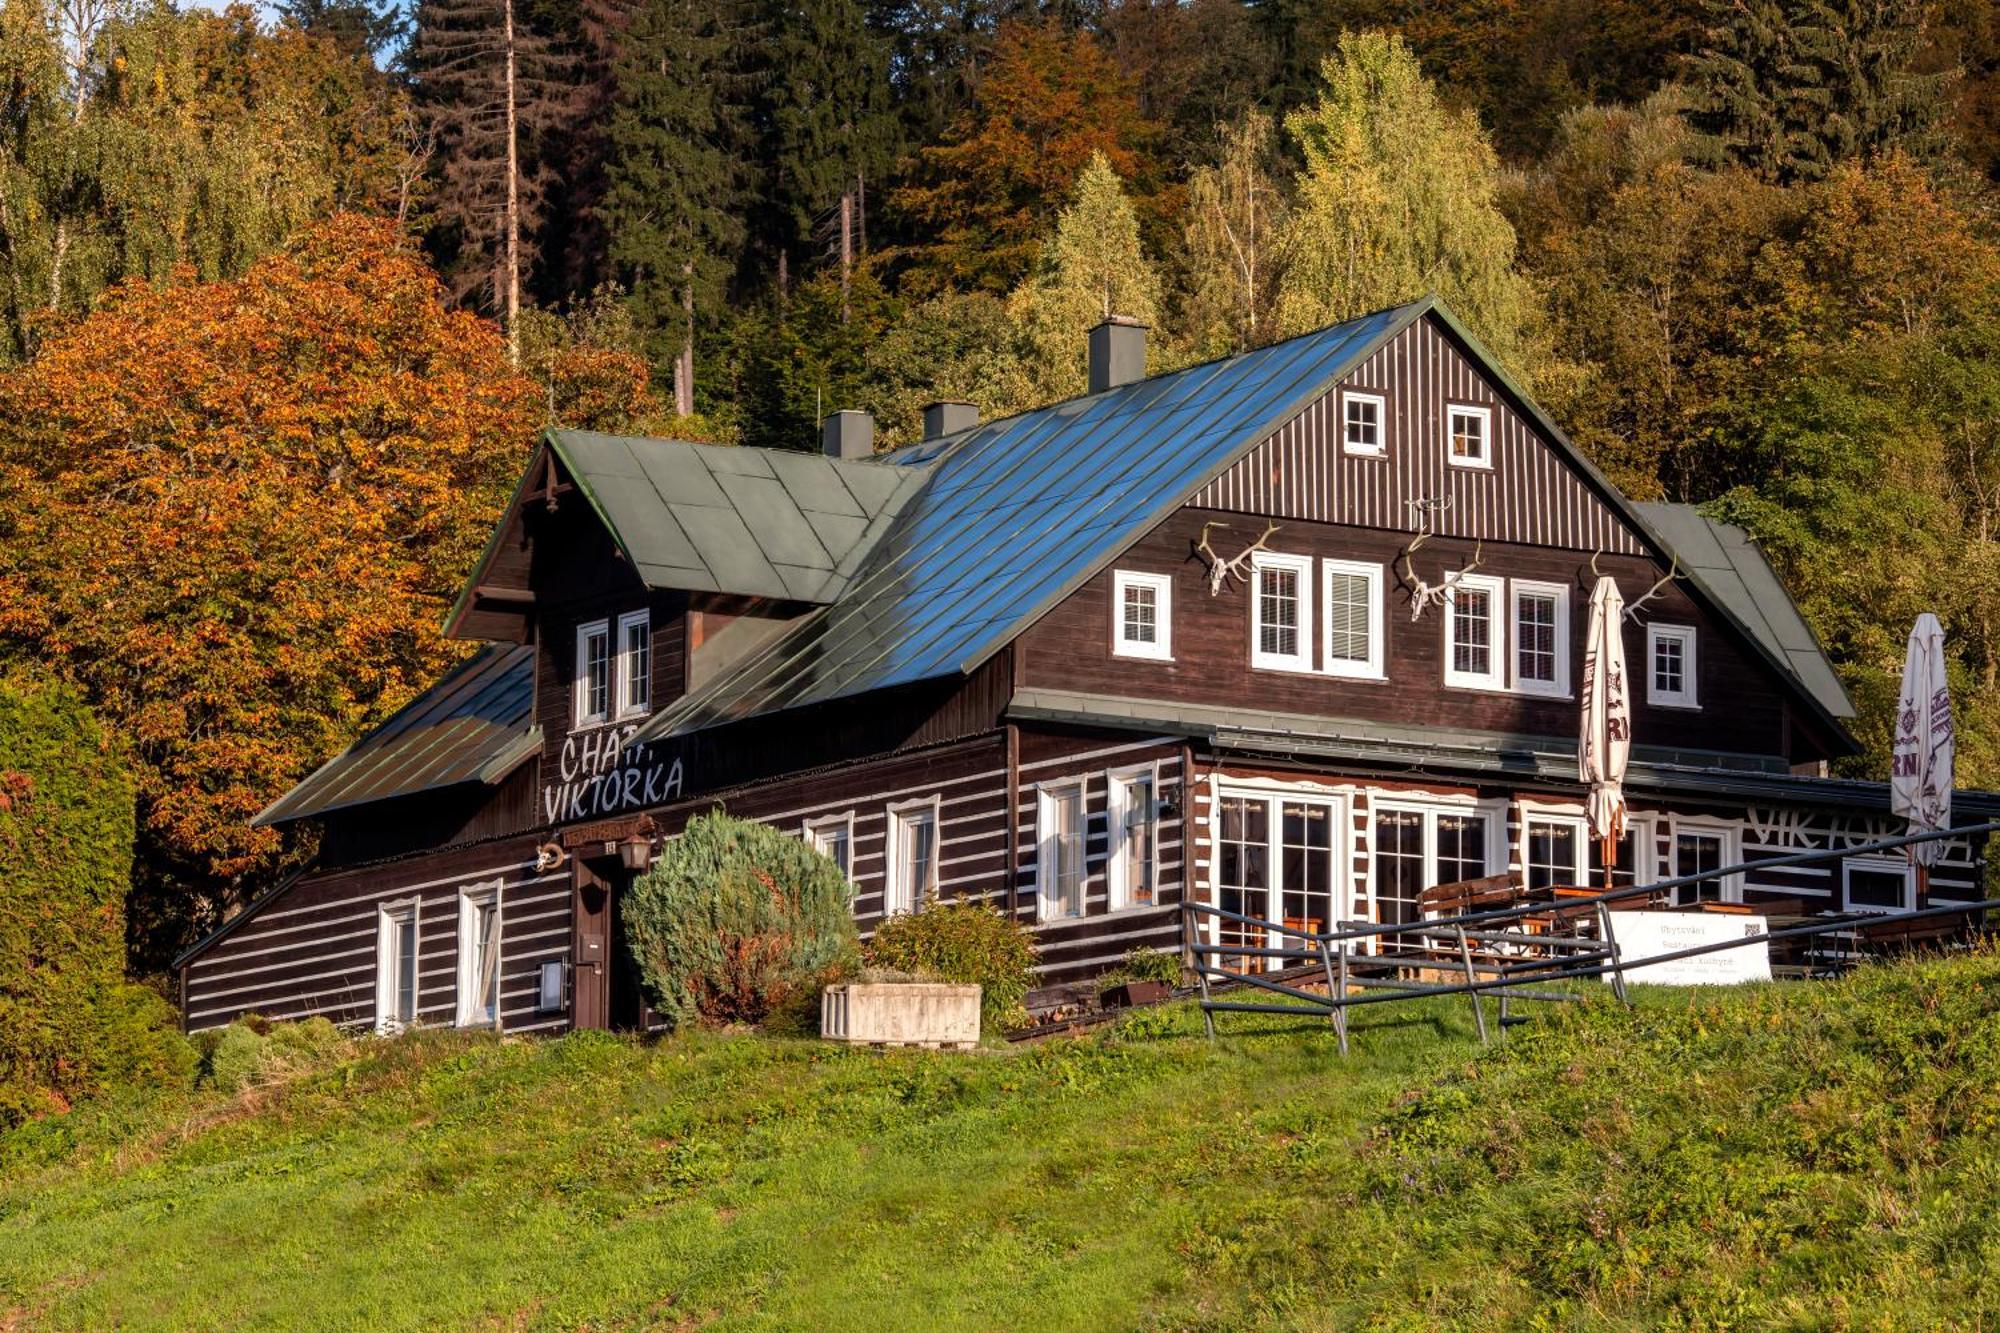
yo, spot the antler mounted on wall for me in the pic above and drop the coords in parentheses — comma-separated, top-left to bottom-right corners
(1398, 531, 1484, 622)
(1194, 519, 1279, 595)
(1622, 555, 1682, 623)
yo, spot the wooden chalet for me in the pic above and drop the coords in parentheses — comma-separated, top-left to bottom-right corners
(176, 298, 1997, 1035)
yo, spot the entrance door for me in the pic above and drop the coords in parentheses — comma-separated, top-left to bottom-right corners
(572, 858, 612, 1030)
(1214, 791, 1341, 971)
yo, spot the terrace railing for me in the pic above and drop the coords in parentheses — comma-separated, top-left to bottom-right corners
(1181, 822, 2000, 1056)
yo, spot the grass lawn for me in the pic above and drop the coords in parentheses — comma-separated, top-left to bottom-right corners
(6, 954, 2000, 1329)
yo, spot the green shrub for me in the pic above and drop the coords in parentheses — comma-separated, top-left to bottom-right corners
(203, 1017, 346, 1094)
(0, 668, 190, 1126)
(623, 811, 860, 1031)
(865, 900, 1038, 1033)
(1110, 947, 1182, 987)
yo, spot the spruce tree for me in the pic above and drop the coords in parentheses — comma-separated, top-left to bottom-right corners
(1686, 0, 1950, 183)
(602, 0, 753, 415)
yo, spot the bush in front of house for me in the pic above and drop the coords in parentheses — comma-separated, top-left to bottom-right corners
(0, 668, 193, 1128)
(200, 1016, 349, 1095)
(622, 811, 860, 1031)
(865, 900, 1038, 1033)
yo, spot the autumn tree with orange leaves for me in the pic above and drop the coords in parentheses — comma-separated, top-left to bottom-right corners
(0, 215, 550, 970)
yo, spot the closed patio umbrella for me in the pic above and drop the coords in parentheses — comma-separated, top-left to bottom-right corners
(1891, 613, 1953, 872)
(1580, 577, 1631, 890)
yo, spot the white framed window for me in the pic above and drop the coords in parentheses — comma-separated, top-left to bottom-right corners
(1212, 786, 1347, 967)
(1250, 550, 1315, 673)
(1647, 623, 1698, 708)
(574, 619, 611, 727)
(1321, 558, 1385, 679)
(1372, 799, 1501, 951)
(1447, 403, 1492, 468)
(1111, 570, 1173, 661)
(1669, 821, 1740, 905)
(1341, 389, 1386, 456)
(375, 900, 420, 1034)
(1511, 580, 1570, 697)
(804, 811, 856, 881)
(1523, 815, 1588, 892)
(455, 882, 502, 1028)
(1037, 780, 1088, 921)
(1107, 766, 1158, 912)
(616, 610, 651, 718)
(1843, 855, 1915, 914)
(1598, 818, 1655, 889)
(885, 798, 940, 915)
(1443, 573, 1506, 690)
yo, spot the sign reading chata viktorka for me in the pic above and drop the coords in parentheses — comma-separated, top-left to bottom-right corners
(541, 724, 685, 824)
(1606, 911, 1772, 986)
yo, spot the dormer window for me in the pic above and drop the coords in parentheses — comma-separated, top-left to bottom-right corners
(1112, 570, 1173, 661)
(575, 610, 652, 728)
(575, 620, 611, 727)
(617, 610, 651, 717)
(1447, 404, 1491, 468)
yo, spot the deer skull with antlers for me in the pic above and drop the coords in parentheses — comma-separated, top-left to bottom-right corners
(1398, 531, 1485, 621)
(1585, 549, 1685, 622)
(1194, 520, 1279, 595)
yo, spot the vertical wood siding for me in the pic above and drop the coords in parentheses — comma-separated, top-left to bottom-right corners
(1193, 315, 1647, 556)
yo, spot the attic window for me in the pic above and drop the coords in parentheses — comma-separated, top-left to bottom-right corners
(1648, 624, 1698, 709)
(1342, 390, 1386, 456)
(1447, 404, 1491, 469)
(575, 620, 611, 727)
(617, 611, 651, 718)
(1112, 570, 1173, 661)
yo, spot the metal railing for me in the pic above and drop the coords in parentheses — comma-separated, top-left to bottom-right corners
(1181, 822, 2000, 1056)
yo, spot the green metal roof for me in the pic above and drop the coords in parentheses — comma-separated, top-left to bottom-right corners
(547, 430, 930, 603)
(253, 643, 539, 827)
(1632, 503, 1854, 720)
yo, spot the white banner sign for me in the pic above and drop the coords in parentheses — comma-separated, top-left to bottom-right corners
(1605, 911, 1771, 986)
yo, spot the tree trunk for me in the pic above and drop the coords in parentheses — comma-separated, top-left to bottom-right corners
(503, 0, 521, 362)
(675, 264, 694, 417)
(839, 190, 853, 325)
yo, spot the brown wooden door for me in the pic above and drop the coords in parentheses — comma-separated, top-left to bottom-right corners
(572, 859, 612, 1030)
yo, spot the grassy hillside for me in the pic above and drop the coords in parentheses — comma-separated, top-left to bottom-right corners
(5, 954, 2000, 1329)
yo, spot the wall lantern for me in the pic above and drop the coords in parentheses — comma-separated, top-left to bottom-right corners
(618, 832, 654, 874)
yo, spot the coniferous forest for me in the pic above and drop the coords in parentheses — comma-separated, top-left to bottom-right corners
(3, 0, 2000, 977)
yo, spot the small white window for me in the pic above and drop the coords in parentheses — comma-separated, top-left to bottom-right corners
(1250, 550, 1315, 673)
(1843, 856, 1914, 914)
(1107, 767, 1158, 912)
(1038, 780, 1088, 921)
(1111, 570, 1173, 661)
(1670, 823, 1739, 905)
(804, 812, 855, 881)
(1447, 404, 1491, 468)
(885, 799, 939, 914)
(1321, 558, 1384, 679)
(616, 610, 651, 718)
(1511, 581, 1570, 697)
(375, 900, 419, 1034)
(456, 884, 502, 1028)
(1443, 573, 1506, 690)
(574, 619, 611, 726)
(1342, 389, 1386, 456)
(1648, 623, 1699, 708)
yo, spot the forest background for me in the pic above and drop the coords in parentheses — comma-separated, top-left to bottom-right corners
(0, 0, 1995, 989)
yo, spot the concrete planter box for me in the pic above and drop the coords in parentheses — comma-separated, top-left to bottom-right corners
(821, 982, 981, 1050)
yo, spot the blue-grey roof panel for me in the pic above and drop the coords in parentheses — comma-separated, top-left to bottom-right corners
(635, 301, 1423, 740)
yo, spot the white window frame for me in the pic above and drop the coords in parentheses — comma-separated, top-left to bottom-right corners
(1510, 579, 1571, 698)
(615, 609, 652, 719)
(1668, 819, 1742, 904)
(1447, 403, 1492, 469)
(1320, 558, 1385, 680)
(454, 881, 503, 1029)
(375, 899, 420, 1035)
(1521, 812, 1589, 890)
(1442, 573, 1507, 691)
(574, 619, 611, 727)
(1369, 797, 1504, 944)
(1647, 623, 1699, 709)
(884, 797, 941, 916)
(1842, 855, 1916, 914)
(803, 811, 857, 882)
(1341, 389, 1387, 457)
(1036, 778, 1090, 922)
(1250, 550, 1315, 673)
(1208, 780, 1352, 953)
(1106, 764, 1160, 913)
(1110, 570, 1174, 662)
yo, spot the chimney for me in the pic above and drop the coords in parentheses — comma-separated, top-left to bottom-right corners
(1088, 316, 1148, 394)
(922, 400, 979, 440)
(821, 409, 875, 460)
